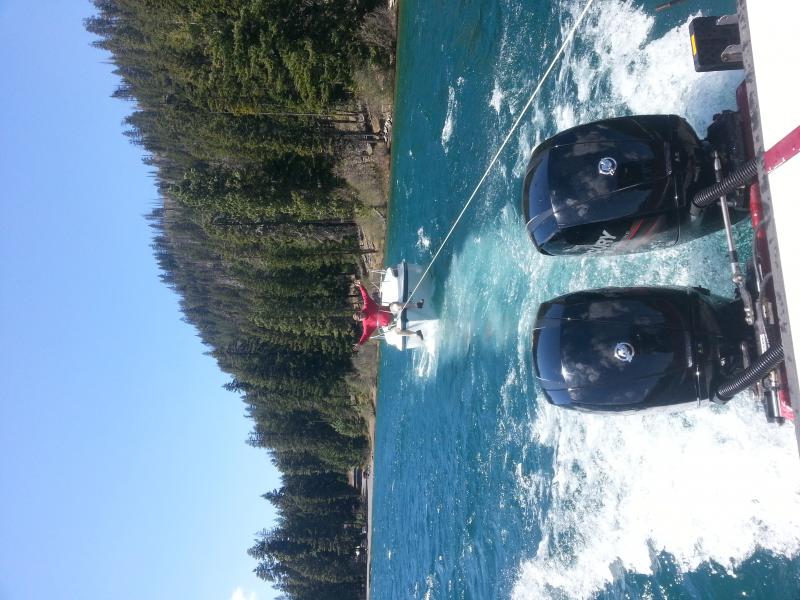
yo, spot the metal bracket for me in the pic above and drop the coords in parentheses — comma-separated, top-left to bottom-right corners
(721, 44, 743, 63)
(716, 14, 739, 27)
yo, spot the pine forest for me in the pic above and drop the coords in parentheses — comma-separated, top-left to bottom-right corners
(86, 1, 396, 597)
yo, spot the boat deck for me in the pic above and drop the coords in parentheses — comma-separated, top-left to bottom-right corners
(738, 0, 800, 449)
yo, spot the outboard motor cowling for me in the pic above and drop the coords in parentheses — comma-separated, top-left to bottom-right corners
(522, 114, 746, 256)
(532, 287, 748, 412)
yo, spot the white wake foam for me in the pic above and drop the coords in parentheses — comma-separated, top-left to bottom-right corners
(416, 226, 432, 252)
(441, 85, 458, 151)
(513, 0, 739, 176)
(490, 80, 505, 114)
(512, 400, 800, 600)
(413, 319, 439, 380)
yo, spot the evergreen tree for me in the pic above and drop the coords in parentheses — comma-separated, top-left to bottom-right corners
(87, 0, 389, 596)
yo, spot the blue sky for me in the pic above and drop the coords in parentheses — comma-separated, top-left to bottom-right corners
(0, 2, 280, 599)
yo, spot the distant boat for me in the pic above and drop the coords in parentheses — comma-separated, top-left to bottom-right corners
(376, 260, 437, 351)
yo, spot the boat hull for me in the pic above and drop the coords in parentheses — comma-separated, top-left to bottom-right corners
(379, 261, 437, 350)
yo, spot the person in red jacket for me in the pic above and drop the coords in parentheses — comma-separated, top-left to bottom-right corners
(352, 281, 423, 350)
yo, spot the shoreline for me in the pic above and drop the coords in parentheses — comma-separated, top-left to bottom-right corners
(360, 2, 400, 597)
(354, 2, 400, 598)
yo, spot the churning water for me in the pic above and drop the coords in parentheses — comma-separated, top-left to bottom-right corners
(372, 1, 800, 598)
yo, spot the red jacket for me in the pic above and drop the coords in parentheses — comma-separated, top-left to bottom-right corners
(356, 284, 393, 345)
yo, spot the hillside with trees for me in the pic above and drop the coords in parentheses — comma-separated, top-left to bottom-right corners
(87, 1, 396, 597)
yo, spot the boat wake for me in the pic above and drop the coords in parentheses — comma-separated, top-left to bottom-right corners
(413, 320, 440, 379)
(441, 85, 458, 152)
(490, 80, 505, 114)
(512, 0, 740, 177)
(434, 0, 800, 596)
(374, 0, 800, 597)
(416, 226, 432, 253)
(440, 201, 800, 599)
(512, 400, 800, 599)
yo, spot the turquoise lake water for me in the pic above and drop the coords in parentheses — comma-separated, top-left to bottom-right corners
(371, 1, 800, 598)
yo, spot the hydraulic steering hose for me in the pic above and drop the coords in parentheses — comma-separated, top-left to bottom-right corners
(692, 156, 760, 208)
(716, 343, 784, 400)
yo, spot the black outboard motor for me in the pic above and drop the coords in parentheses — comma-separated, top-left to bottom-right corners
(522, 114, 748, 256)
(531, 287, 750, 412)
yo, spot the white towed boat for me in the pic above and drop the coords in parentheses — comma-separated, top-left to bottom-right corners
(376, 261, 437, 351)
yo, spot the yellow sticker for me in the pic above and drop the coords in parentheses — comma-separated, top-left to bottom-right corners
(691, 34, 697, 56)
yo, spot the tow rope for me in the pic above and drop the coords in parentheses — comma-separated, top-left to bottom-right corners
(400, 0, 597, 310)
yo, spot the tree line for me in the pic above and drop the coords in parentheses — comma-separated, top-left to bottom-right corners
(88, 1, 392, 597)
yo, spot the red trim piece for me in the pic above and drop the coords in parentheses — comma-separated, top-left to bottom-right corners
(626, 218, 644, 240)
(736, 82, 762, 235)
(764, 124, 800, 173)
(737, 82, 795, 421)
(779, 387, 795, 421)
